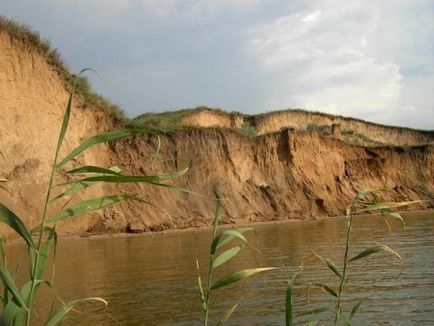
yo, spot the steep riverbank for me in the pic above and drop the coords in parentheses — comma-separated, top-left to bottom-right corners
(1, 19, 433, 239)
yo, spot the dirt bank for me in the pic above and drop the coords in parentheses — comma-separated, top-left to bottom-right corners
(1, 23, 433, 239)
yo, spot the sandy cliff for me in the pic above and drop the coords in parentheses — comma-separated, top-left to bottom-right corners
(1, 23, 433, 239)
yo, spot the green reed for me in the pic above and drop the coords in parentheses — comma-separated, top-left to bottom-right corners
(0, 69, 187, 325)
(285, 190, 421, 326)
(196, 198, 275, 326)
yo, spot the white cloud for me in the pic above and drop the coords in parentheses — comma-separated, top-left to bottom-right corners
(249, 0, 406, 118)
(3, 0, 432, 128)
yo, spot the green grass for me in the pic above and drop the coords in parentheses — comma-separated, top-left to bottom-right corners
(0, 16, 128, 123)
(340, 128, 386, 147)
(197, 198, 275, 325)
(240, 121, 257, 137)
(132, 108, 197, 131)
(306, 123, 332, 136)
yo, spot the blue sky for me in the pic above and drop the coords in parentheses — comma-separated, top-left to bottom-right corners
(3, 0, 433, 129)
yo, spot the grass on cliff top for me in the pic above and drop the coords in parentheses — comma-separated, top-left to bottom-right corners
(0, 16, 127, 123)
(256, 108, 434, 134)
(132, 106, 241, 132)
(135, 105, 433, 136)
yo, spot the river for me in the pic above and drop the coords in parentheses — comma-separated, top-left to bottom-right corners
(6, 211, 434, 325)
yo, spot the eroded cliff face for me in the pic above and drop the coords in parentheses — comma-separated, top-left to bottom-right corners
(0, 30, 118, 237)
(1, 28, 433, 239)
(98, 129, 433, 233)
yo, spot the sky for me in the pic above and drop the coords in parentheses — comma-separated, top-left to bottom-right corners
(3, 0, 434, 129)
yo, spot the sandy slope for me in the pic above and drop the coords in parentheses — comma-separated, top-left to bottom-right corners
(0, 29, 433, 239)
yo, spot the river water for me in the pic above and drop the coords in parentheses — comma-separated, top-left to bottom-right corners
(6, 211, 434, 325)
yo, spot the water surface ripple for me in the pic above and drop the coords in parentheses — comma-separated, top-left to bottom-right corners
(7, 211, 434, 325)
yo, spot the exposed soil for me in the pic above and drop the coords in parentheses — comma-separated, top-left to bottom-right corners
(1, 28, 433, 240)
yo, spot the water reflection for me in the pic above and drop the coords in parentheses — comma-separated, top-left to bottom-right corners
(6, 211, 434, 325)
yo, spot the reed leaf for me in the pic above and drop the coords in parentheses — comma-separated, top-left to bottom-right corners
(54, 80, 73, 159)
(49, 167, 122, 205)
(313, 252, 342, 280)
(210, 232, 224, 255)
(212, 246, 241, 269)
(34, 228, 57, 280)
(44, 297, 108, 326)
(0, 280, 45, 325)
(65, 165, 123, 175)
(0, 299, 25, 325)
(74, 166, 188, 184)
(348, 243, 402, 262)
(286, 271, 299, 326)
(216, 228, 253, 250)
(218, 303, 239, 326)
(55, 128, 153, 169)
(348, 298, 366, 322)
(0, 203, 36, 250)
(195, 259, 206, 312)
(210, 267, 275, 291)
(314, 283, 338, 298)
(358, 200, 421, 212)
(0, 266, 27, 309)
(48, 194, 148, 224)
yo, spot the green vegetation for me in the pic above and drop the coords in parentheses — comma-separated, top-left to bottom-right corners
(340, 128, 385, 147)
(257, 108, 434, 134)
(132, 108, 196, 131)
(240, 121, 257, 137)
(306, 123, 332, 136)
(0, 70, 187, 325)
(197, 199, 275, 325)
(285, 190, 419, 325)
(132, 106, 233, 132)
(0, 16, 127, 122)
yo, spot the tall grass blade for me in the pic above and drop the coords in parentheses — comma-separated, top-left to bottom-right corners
(48, 194, 148, 223)
(348, 243, 402, 262)
(380, 209, 404, 222)
(212, 246, 241, 269)
(218, 303, 239, 326)
(358, 200, 422, 212)
(49, 167, 122, 205)
(55, 128, 153, 169)
(313, 252, 342, 280)
(314, 283, 338, 297)
(0, 300, 25, 325)
(0, 280, 44, 325)
(44, 297, 108, 326)
(0, 266, 27, 309)
(216, 228, 253, 250)
(73, 166, 188, 184)
(210, 267, 275, 291)
(348, 298, 366, 321)
(65, 166, 123, 175)
(195, 259, 206, 312)
(0, 203, 36, 250)
(54, 83, 73, 159)
(285, 271, 299, 326)
(34, 228, 57, 279)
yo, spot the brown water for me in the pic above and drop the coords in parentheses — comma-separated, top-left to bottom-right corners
(6, 211, 434, 325)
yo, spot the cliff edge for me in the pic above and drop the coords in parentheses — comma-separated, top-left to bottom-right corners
(1, 18, 433, 239)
